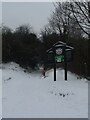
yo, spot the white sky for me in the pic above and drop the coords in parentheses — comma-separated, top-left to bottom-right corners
(2, 2, 55, 34)
(0, 2, 2, 25)
(0, 0, 87, 34)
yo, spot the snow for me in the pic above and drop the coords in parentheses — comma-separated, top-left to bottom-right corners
(2, 62, 88, 118)
(0, 64, 2, 120)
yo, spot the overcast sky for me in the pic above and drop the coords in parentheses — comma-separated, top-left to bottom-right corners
(2, 2, 55, 34)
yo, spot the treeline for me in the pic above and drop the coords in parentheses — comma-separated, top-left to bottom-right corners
(2, 1, 90, 78)
(2, 25, 42, 69)
(41, 1, 90, 77)
(41, 27, 88, 77)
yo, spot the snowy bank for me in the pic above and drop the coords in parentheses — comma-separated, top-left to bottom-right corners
(2, 62, 88, 118)
(0, 64, 2, 120)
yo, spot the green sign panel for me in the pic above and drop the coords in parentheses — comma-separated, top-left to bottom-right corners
(55, 55, 64, 62)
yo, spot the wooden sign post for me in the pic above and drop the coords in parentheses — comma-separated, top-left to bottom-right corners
(46, 41, 74, 81)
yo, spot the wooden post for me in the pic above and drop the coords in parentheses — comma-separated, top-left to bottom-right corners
(53, 46, 56, 81)
(64, 45, 67, 81)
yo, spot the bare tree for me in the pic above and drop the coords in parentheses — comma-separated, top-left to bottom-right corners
(48, 2, 82, 41)
(0, 25, 2, 63)
(69, 0, 90, 77)
(40, 25, 53, 37)
(15, 24, 33, 34)
(69, 1, 90, 37)
(49, 2, 70, 36)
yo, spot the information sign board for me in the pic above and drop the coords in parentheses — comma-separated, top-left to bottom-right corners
(55, 55, 64, 63)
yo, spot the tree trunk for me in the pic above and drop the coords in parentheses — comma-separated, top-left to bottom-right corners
(88, 35, 90, 77)
(88, 2, 90, 77)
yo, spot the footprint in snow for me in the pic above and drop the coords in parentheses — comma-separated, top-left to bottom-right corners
(4, 77, 12, 82)
(59, 93, 65, 97)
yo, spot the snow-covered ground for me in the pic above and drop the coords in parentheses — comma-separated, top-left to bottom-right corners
(0, 64, 2, 120)
(2, 62, 88, 118)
